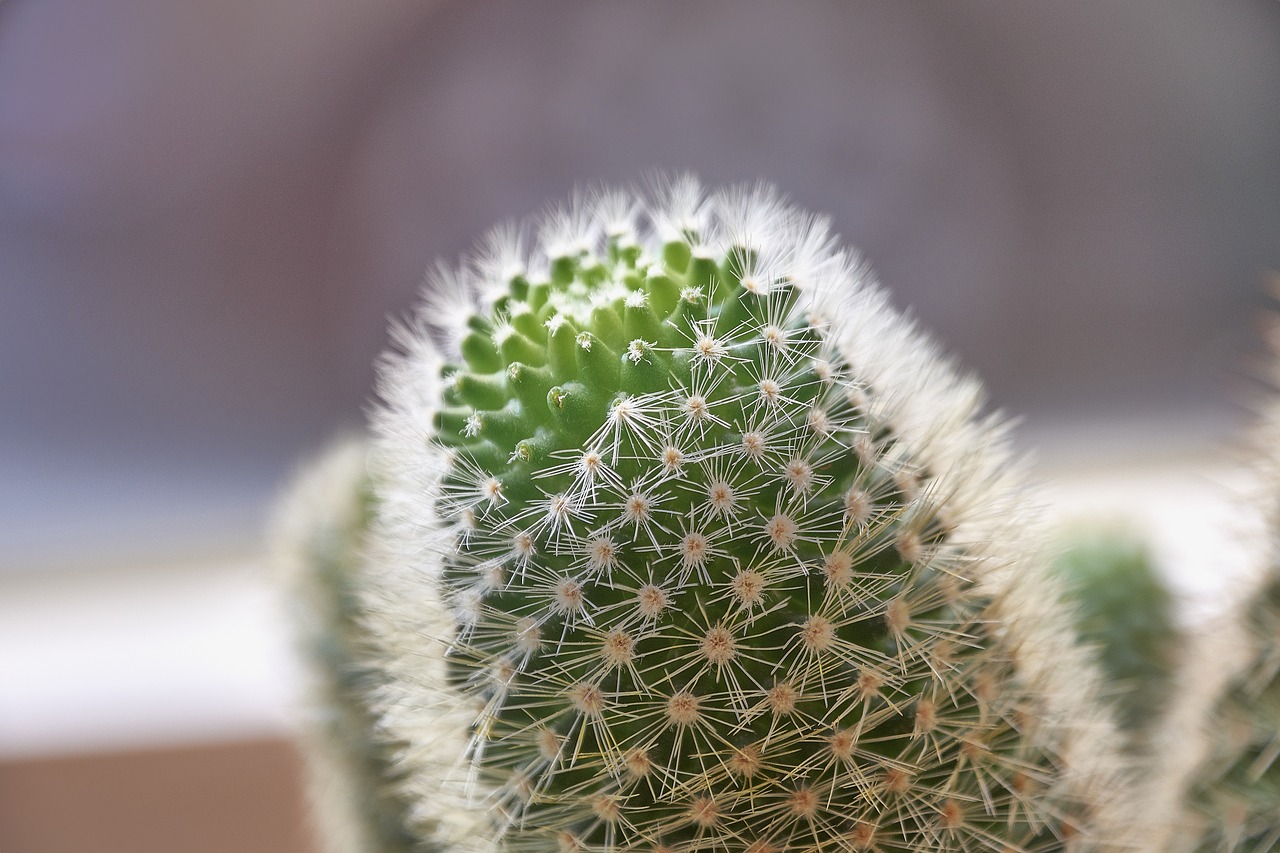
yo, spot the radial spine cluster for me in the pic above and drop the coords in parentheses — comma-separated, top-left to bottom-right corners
(369, 179, 1124, 853)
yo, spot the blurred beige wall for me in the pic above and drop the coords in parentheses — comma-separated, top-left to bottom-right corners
(0, 737, 313, 853)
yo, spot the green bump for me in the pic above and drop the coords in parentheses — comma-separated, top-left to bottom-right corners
(511, 306, 543, 341)
(622, 295, 661, 342)
(574, 332, 620, 389)
(550, 255, 577, 287)
(645, 267, 682, 316)
(527, 281, 550, 312)
(500, 329, 547, 367)
(662, 239, 692, 273)
(507, 362, 556, 412)
(432, 407, 474, 443)
(461, 331, 502, 373)
(590, 304, 625, 346)
(686, 249, 725, 300)
(620, 339, 667, 393)
(547, 319, 580, 379)
(476, 404, 528, 448)
(455, 372, 508, 411)
(545, 381, 603, 442)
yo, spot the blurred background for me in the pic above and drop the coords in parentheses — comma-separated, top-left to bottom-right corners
(2, 2, 1279, 851)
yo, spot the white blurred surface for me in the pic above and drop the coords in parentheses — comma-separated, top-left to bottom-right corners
(1, 429, 1262, 759)
(0, 560, 298, 759)
(2, 0, 1276, 765)
(3, 2, 1277, 541)
(1038, 461, 1259, 622)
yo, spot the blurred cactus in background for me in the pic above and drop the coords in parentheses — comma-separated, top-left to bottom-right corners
(1052, 527, 1181, 754)
(273, 438, 422, 853)
(1180, 572, 1280, 851)
(1147, 559, 1280, 853)
(355, 178, 1128, 853)
(1147, 364, 1280, 852)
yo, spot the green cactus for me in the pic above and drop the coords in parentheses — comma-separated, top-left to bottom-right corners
(1052, 527, 1180, 749)
(272, 438, 423, 853)
(1145, 397, 1280, 852)
(365, 179, 1127, 853)
(1160, 566, 1280, 852)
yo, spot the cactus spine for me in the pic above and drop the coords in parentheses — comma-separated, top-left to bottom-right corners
(272, 438, 423, 853)
(366, 179, 1126, 852)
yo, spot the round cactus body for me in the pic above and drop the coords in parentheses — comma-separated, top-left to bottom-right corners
(368, 180, 1125, 853)
(1168, 572, 1280, 853)
(1052, 528, 1180, 747)
(1150, 380, 1280, 853)
(273, 438, 423, 853)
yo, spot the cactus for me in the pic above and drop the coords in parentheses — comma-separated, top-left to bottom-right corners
(272, 437, 424, 853)
(1142, 320, 1280, 853)
(1189, 574, 1280, 851)
(1151, 567, 1280, 853)
(1052, 527, 1180, 750)
(364, 179, 1127, 853)
(1149, 419, 1280, 851)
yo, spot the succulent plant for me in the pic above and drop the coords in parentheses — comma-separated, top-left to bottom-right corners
(1148, 403, 1280, 852)
(1147, 565, 1280, 853)
(1052, 527, 1180, 750)
(1185, 573, 1280, 851)
(364, 178, 1127, 853)
(272, 437, 423, 853)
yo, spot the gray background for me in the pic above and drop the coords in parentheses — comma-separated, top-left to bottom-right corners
(2, 1, 1279, 572)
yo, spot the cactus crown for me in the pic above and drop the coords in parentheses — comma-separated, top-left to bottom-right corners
(371, 179, 1122, 853)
